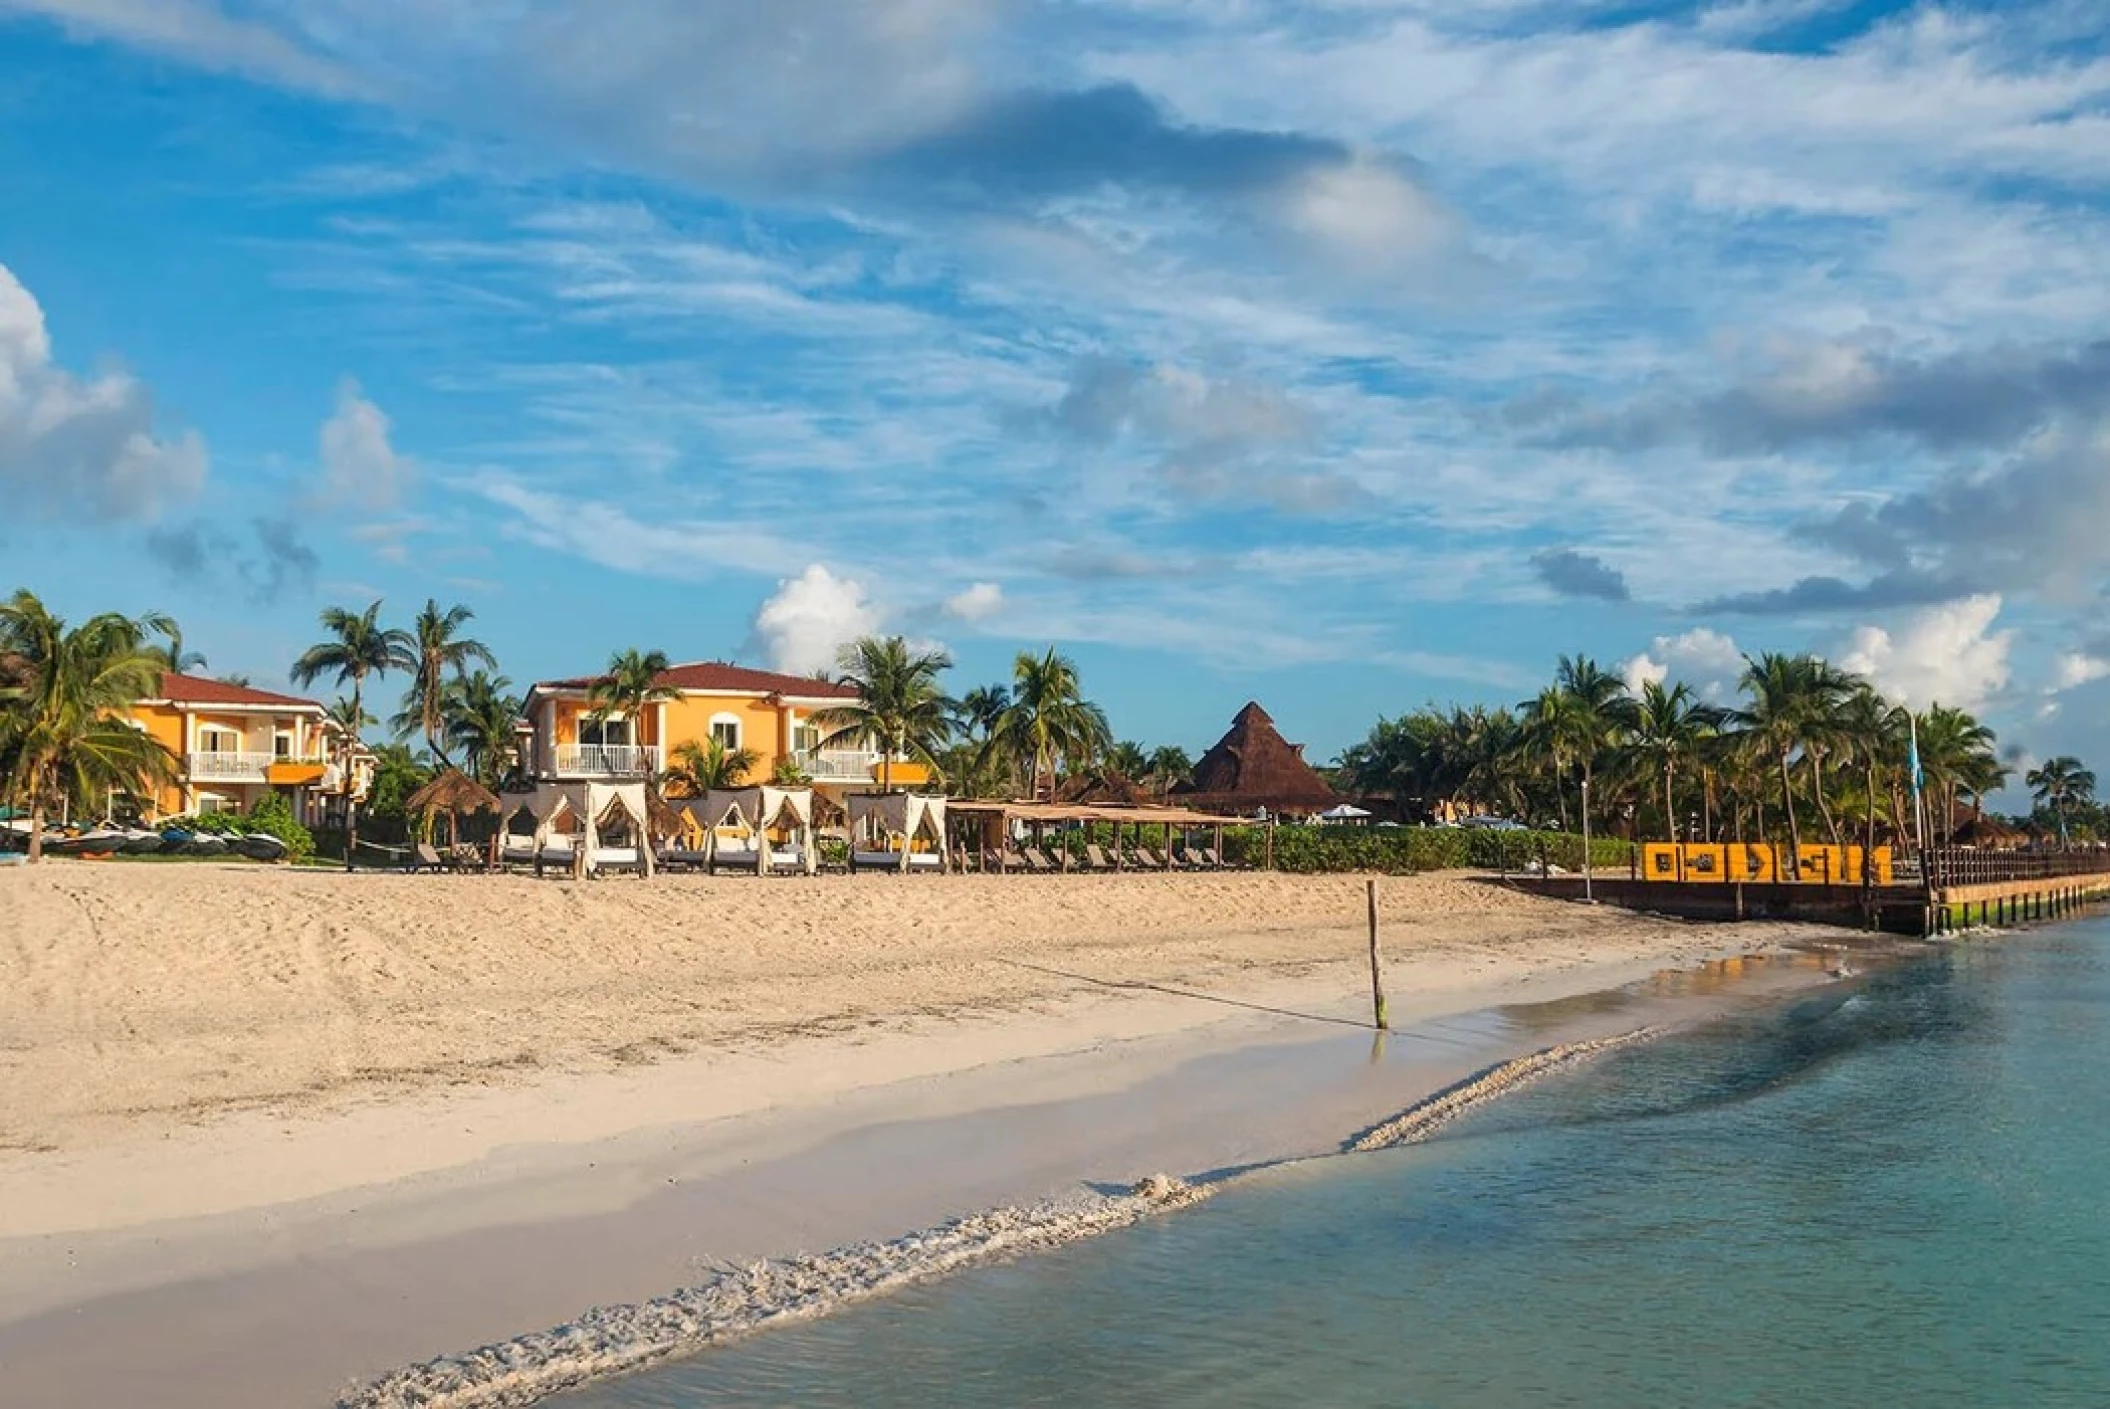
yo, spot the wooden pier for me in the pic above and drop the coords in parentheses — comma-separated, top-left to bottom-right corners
(1512, 848, 2110, 937)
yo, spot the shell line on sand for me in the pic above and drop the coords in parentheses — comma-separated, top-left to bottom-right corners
(337, 1026, 1668, 1409)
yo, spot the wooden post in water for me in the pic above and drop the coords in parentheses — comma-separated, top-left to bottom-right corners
(1366, 878, 1390, 1031)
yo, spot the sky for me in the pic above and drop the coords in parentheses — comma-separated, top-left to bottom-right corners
(3, 0, 2109, 790)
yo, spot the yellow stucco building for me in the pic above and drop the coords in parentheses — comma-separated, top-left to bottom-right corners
(521, 660, 930, 795)
(125, 673, 370, 824)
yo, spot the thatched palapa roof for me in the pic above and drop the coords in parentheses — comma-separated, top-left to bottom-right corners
(406, 769, 502, 818)
(1172, 701, 1338, 817)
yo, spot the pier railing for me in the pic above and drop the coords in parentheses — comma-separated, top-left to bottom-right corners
(1924, 847, 2110, 888)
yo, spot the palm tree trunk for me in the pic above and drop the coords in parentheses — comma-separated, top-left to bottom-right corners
(1779, 750, 1802, 878)
(1663, 763, 1676, 842)
(27, 795, 44, 864)
(1811, 753, 1845, 852)
(345, 678, 362, 874)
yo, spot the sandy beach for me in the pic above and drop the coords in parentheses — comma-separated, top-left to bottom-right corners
(0, 863, 1854, 1407)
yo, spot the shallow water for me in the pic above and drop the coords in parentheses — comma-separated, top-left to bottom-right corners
(557, 920, 2110, 1408)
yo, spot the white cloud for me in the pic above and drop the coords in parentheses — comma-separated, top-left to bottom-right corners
(2050, 651, 2110, 692)
(0, 262, 206, 521)
(750, 564, 882, 675)
(1621, 626, 1744, 699)
(943, 580, 1004, 622)
(0, 0, 368, 97)
(1836, 594, 2013, 710)
(317, 378, 414, 509)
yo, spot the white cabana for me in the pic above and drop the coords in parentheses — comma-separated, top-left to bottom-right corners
(670, 786, 817, 875)
(847, 792, 949, 873)
(514, 781, 655, 877)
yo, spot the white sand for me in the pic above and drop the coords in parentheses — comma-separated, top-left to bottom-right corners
(0, 863, 1847, 1408)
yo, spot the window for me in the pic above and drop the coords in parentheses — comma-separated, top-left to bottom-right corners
(199, 726, 240, 755)
(711, 717, 742, 751)
(578, 715, 632, 747)
(273, 734, 293, 759)
(792, 723, 820, 755)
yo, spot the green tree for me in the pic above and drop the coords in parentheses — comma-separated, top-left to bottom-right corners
(290, 601, 414, 871)
(146, 618, 207, 674)
(392, 599, 495, 767)
(584, 648, 678, 773)
(1631, 680, 1722, 840)
(0, 591, 179, 861)
(985, 647, 1111, 799)
(663, 737, 761, 795)
(443, 670, 522, 788)
(957, 684, 1011, 743)
(2027, 755, 2097, 845)
(1145, 744, 1194, 795)
(1732, 653, 1848, 873)
(1104, 740, 1150, 779)
(813, 636, 957, 793)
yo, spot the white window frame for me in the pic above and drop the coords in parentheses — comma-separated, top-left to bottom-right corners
(709, 713, 743, 751)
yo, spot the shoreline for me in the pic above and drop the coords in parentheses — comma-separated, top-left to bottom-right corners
(0, 865, 1879, 1408)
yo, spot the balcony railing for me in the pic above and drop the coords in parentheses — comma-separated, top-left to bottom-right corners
(553, 743, 662, 777)
(187, 751, 335, 783)
(186, 751, 277, 782)
(793, 748, 883, 781)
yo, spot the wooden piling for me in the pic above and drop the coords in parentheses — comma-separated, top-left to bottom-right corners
(1366, 879, 1389, 1031)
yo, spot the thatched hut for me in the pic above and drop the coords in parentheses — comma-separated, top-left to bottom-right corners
(406, 769, 503, 852)
(1172, 701, 1338, 819)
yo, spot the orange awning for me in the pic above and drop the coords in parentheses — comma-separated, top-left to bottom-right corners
(265, 761, 327, 787)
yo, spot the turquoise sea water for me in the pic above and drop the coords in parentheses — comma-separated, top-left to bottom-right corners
(560, 920, 2110, 1408)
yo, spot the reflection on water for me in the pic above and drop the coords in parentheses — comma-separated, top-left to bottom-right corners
(559, 920, 2110, 1409)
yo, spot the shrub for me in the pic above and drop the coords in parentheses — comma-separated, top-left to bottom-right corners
(1221, 824, 1632, 875)
(242, 791, 316, 864)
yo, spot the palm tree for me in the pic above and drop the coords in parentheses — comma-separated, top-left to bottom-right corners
(291, 601, 414, 871)
(1145, 744, 1194, 796)
(957, 684, 1011, 744)
(392, 599, 495, 768)
(443, 670, 521, 788)
(985, 648, 1111, 799)
(663, 737, 762, 795)
(1104, 740, 1150, 779)
(1553, 655, 1639, 834)
(1517, 686, 1588, 830)
(1837, 684, 1904, 863)
(812, 636, 957, 793)
(585, 649, 679, 770)
(147, 618, 207, 675)
(0, 591, 179, 861)
(1915, 704, 1999, 845)
(2028, 756, 2097, 844)
(1631, 681, 1721, 840)
(1732, 653, 1846, 874)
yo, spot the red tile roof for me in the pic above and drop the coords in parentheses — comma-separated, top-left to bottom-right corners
(156, 672, 326, 710)
(531, 660, 860, 700)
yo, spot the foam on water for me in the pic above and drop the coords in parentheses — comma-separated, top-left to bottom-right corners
(336, 1029, 1667, 1409)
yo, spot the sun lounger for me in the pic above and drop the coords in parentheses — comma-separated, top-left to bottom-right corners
(1085, 843, 1117, 871)
(1023, 846, 1060, 873)
(412, 842, 447, 873)
(852, 849, 943, 871)
(1128, 847, 1165, 869)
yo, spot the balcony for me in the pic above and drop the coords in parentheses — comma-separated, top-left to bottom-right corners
(553, 743, 662, 777)
(794, 748, 885, 781)
(186, 751, 276, 783)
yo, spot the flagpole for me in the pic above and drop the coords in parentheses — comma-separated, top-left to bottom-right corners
(1909, 710, 1929, 883)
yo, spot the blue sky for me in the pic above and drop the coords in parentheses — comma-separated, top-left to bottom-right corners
(4, 0, 2110, 782)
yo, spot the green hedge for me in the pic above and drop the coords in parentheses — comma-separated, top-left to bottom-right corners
(1221, 824, 1634, 875)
